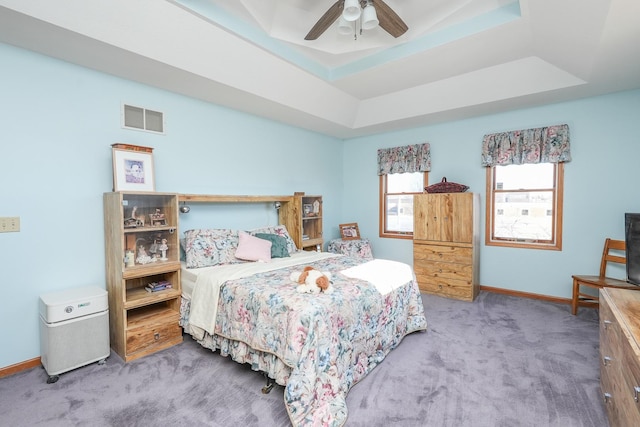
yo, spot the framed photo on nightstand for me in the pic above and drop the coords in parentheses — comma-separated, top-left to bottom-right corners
(339, 223, 360, 240)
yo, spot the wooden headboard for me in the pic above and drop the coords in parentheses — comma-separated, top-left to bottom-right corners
(177, 193, 304, 250)
(178, 194, 293, 203)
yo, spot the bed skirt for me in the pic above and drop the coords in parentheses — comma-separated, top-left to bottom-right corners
(180, 296, 292, 386)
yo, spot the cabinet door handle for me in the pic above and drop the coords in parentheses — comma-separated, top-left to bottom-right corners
(634, 386, 640, 403)
(603, 320, 612, 329)
(602, 356, 612, 366)
(603, 392, 612, 404)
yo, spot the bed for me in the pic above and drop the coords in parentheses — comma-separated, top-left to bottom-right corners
(179, 226, 427, 427)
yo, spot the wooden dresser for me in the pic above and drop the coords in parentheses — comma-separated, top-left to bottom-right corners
(413, 192, 479, 301)
(599, 288, 640, 426)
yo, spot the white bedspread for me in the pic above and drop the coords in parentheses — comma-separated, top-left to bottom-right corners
(187, 251, 339, 340)
(340, 259, 414, 295)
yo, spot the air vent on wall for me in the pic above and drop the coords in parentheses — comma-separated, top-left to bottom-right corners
(122, 104, 164, 134)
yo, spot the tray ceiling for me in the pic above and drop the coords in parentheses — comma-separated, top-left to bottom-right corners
(0, 0, 638, 138)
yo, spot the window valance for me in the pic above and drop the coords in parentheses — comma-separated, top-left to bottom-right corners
(377, 143, 431, 175)
(481, 124, 571, 167)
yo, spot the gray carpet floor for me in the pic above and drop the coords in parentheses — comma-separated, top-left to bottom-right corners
(0, 292, 608, 427)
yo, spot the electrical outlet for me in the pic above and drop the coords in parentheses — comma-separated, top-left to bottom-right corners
(0, 217, 20, 233)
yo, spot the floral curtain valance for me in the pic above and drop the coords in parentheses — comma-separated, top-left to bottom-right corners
(377, 143, 431, 175)
(481, 124, 571, 167)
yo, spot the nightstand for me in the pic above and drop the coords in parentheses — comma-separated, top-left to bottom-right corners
(327, 238, 373, 260)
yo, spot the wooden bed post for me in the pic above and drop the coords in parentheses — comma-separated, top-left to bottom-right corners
(278, 193, 304, 250)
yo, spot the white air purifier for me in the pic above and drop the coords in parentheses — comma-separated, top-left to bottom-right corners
(39, 285, 110, 383)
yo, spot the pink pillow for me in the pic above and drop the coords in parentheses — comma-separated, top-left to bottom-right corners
(235, 231, 272, 262)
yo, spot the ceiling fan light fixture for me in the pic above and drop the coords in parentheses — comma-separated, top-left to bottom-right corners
(343, 0, 361, 22)
(337, 16, 353, 35)
(361, 3, 379, 30)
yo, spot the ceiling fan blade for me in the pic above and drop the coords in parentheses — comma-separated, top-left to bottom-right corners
(374, 0, 408, 38)
(305, 1, 343, 40)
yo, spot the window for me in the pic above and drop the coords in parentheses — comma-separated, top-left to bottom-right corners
(377, 143, 431, 238)
(486, 162, 564, 250)
(379, 172, 428, 239)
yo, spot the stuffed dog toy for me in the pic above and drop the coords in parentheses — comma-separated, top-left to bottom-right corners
(290, 266, 333, 294)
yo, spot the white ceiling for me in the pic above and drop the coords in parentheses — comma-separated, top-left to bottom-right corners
(198, 0, 517, 68)
(0, 0, 639, 139)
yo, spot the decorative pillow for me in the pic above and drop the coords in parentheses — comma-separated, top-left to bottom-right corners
(235, 231, 272, 262)
(184, 229, 242, 268)
(179, 237, 186, 262)
(254, 233, 290, 258)
(250, 225, 298, 254)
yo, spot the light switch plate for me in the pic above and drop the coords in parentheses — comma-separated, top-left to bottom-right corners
(0, 217, 20, 233)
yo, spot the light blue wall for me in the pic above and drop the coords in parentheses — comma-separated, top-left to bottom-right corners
(0, 43, 343, 368)
(343, 89, 640, 297)
(2, 39, 639, 370)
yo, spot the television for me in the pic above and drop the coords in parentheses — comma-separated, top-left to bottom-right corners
(625, 213, 640, 285)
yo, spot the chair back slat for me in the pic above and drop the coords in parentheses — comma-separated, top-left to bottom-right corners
(572, 237, 633, 315)
(599, 238, 626, 277)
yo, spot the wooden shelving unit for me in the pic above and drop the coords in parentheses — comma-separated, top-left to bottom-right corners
(279, 193, 323, 251)
(104, 191, 182, 362)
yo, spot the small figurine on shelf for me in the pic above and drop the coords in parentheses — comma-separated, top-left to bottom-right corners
(136, 245, 153, 265)
(149, 209, 167, 226)
(125, 250, 135, 267)
(135, 238, 156, 264)
(148, 238, 159, 260)
(124, 206, 144, 228)
(159, 238, 168, 261)
(313, 199, 320, 215)
(148, 233, 165, 261)
(303, 204, 312, 216)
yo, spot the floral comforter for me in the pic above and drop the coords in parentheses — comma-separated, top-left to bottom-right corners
(181, 254, 427, 426)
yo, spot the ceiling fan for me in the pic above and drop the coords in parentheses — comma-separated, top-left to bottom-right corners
(305, 0, 408, 41)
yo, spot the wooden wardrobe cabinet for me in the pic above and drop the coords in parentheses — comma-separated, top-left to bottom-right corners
(599, 288, 640, 427)
(413, 192, 479, 301)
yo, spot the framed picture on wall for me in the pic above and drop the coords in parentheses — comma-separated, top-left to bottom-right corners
(111, 143, 155, 192)
(339, 223, 360, 240)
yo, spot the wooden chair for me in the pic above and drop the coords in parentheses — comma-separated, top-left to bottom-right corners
(571, 238, 639, 315)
